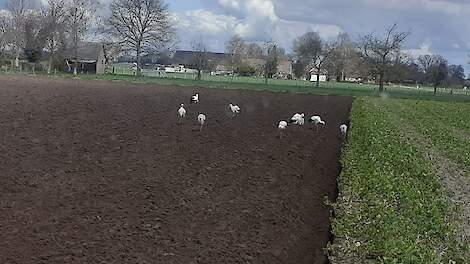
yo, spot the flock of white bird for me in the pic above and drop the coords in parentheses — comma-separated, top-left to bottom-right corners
(178, 93, 236, 132)
(178, 92, 349, 137)
(278, 113, 348, 139)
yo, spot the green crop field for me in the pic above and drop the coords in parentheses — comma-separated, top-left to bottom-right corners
(331, 98, 469, 263)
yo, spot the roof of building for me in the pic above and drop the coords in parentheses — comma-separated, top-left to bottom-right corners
(156, 50, 228, 66)
(63, 42, 102, 61)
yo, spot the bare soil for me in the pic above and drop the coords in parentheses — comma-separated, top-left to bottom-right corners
(0, 75, 352, 264)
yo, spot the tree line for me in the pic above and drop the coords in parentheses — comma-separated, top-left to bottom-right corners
(225, 24, 466, 93)
(0, 0, 98, 74)
(0, 0, 466, 93)
(0, 0, 174, 76)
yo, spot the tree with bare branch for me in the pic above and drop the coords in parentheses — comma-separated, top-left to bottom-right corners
(360, 23, 410, 91)
(225, 35, 245, 75)
(326, 33, 363, 82)
(101, 41, 120, 73)
(107, 0, 175, 76)
(293, 31, 336, 87)
(0, 11, 13, 60)
(263, 41, 279, 83)
(43, 0, 68, 73)
(6, 0, 33, 67)
(23, 10, 47, 64)
(66, 0, 98, 75)
(191, 38, 208, 81)
(418, 54, 448, 94)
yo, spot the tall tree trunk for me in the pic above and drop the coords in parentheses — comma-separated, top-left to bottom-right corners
(14, 50, 20, 68)
(434, 84, 437, 95)
(197, 69, 201, 80)
(136, 45, 141, 76)
(73, 41, 78, 76)
(379, 72, 384, 92)
(316, 66, 320, 88)
(48, 56, 53, 74)
(48, 38, 54, 74)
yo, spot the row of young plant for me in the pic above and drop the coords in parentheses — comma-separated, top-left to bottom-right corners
(331, 98, 468, 263)
(384, 100, 470, 174)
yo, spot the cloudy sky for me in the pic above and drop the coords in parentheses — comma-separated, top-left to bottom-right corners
(1, 0, 469, 71)
(171, 0, 469, 71)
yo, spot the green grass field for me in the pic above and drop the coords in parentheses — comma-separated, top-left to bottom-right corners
(331, 98, 469, 263)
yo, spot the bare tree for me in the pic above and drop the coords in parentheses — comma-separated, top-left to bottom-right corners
(43, 0, 68, 73)
(66, 0, 98, 75)
(107, 0, 174, 76)
(23, 10, 47, 64)
(245, 43, 263, 59)
(293, 31, 336, 87)
(225, 35, 245, 74)
(448, 64, 465, 87)
(327, 33, 362, 82)
(418, 54, 448, 94)
(191, 38, 207, 81)
(293, 31, 320, 77)
(101, 41, 120, 73)
(312, 41, 336, 87)
(263, 41, 279, 83)
(417, 54, 433, 74)
(0, 11, 13, 60)
(6, 0, 33, 67)
(360, 23, 410, 91)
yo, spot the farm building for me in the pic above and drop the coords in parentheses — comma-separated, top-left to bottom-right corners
(309, 69, 328, 82)
(64, 42, 106, 74)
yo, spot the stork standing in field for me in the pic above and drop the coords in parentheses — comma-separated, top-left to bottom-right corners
(278, 121, 288, 138)
(191, 93, 199, 104)
(340, 124, 348, 136)
(309, 115, 325, 131)
(229, 103, 241, 117)
(289, 113, 305, 125)
(197, 113, 206, 131)
(178, 104, 186, 123)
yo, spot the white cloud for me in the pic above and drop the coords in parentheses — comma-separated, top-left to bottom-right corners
(176, 9, 238, 36)
(273, 20, 342, 49)
(217, 0, 241, 10)
(405, 39, 434, 57)
(174, 0, 343, 51)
